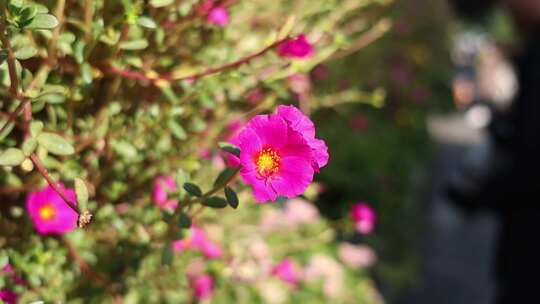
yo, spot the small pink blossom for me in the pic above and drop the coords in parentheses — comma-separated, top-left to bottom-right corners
(172, 226, 222, 259)
(272, 258, 301, 286)
(152, 175, 178, 210)
(26, 184, 78, 235)
(191, 274, 214, 300)
(277, 34, 314, 59)
(338, 243, 377, 268)
(206, 5, 229, 27)
(229, 105, 328, 202)
(350, 202, 376, 234)
(246, 88, 264, 105)
(0, 288, 17, 304)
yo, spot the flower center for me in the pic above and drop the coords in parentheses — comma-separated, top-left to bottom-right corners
(255, 147, 281, 178)
(39, 204, 56, 221)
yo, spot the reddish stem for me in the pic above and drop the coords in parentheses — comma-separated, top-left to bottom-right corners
(30, 154, 79, 213)
(105, 36, 289, 85)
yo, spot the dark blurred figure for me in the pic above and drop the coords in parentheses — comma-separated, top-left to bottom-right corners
(448, 0, 540, 303)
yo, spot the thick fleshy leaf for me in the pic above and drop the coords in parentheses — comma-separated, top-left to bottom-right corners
(202, 196, 228, 208)
(37, 132, 75, 155)
(183, 183, 202, 197)
(0, 148, 25, 166)
(26, 14, 59, 29)
(224, 187, 239, 209)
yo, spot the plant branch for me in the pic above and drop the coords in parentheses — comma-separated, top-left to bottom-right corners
(30, 154, 79, 213)
(103, 36, 290, 85)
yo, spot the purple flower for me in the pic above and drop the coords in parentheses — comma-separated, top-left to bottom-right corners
(277, 34, 314, 59)
(350, 202, 376, 234)
(152, 175, 178, 210)
(191, 274, 214, 300)
(26, 184, 78, 235)
(230, 105, 328, 202)
(272, 258, 301, 286)
(206, 5, 229, 27)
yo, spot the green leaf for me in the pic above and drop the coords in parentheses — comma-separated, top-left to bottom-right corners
(29, 120, 43, 137)
(119, 39, 148, 50)
(202, 196, 228, 208)
(37, 132, 75, 155)
(150, 0, 174, 8)
(167, 120, 187, 140)
(0, 148, 26, 166)
(14, 45, 37, 60)
(225, 187, 239, 209)
(137, 16, 157, 29)
(218, 142, 240, 157)
(80, 63, 93, 84)
(178, 212, 191, 229)
(75, 178, 89, 211)
(26, 14, 59, 29)
(22, 138, 37, 156)
(213, 167, 239, 187)
(161, 244, 173, 265)
(183, 182, 202, 197)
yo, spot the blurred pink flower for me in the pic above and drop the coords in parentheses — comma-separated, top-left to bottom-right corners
(152, 175, 178, 210)
(2, 264, 23, 286)
(207, 5, 229, 27)
(231, 113, 314, 202)
(350, 202, 376, 234)
(191, 274, 214, 300)
(303, 255, 344, 298)
(26, 184, 77, 235)
(0, 289, 17, 304)
(272, 258, 301, 286)
(284, 198, 320, 226)
(172, 226, 222, 259)
(277, 34, 314, 59)
(338, 243, 377, 268)
(288, 73, 311, 97)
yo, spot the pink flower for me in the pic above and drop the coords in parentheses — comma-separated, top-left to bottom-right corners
(172, 226, 222, 259)
(191, 274, 214, 300)
(206, 5, 229, 27)
(350, 202, 376, 234)
(272, 258, 301, 286)
(338, 243, 377, 268)
(152, 175, 178, 210)
(277, 34, 314, 59)
(26, 184, 77, 235)
(229, 105, 328, 202)
(277, 105, 329, 172)
(0, 288, 17, 304)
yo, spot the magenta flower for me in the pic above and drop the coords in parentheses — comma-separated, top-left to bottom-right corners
(277, 34, 314, 59)
(350, 202, 376, 234)
(191, 274, 214, 300)
(272, 258, 301, 286)
(276, 105, 328, 172)
(152, 175, 178, 210)
(26, 184, 77, 235)
(172, 226, 222, 259)
(0, 289, 17, 304)
(206, 5, 229, 27)
(230, 105, 327, 202)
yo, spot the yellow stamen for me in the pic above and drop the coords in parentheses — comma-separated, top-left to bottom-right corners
(255, 147, 281, 178)
(39, 204, 56, 221)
